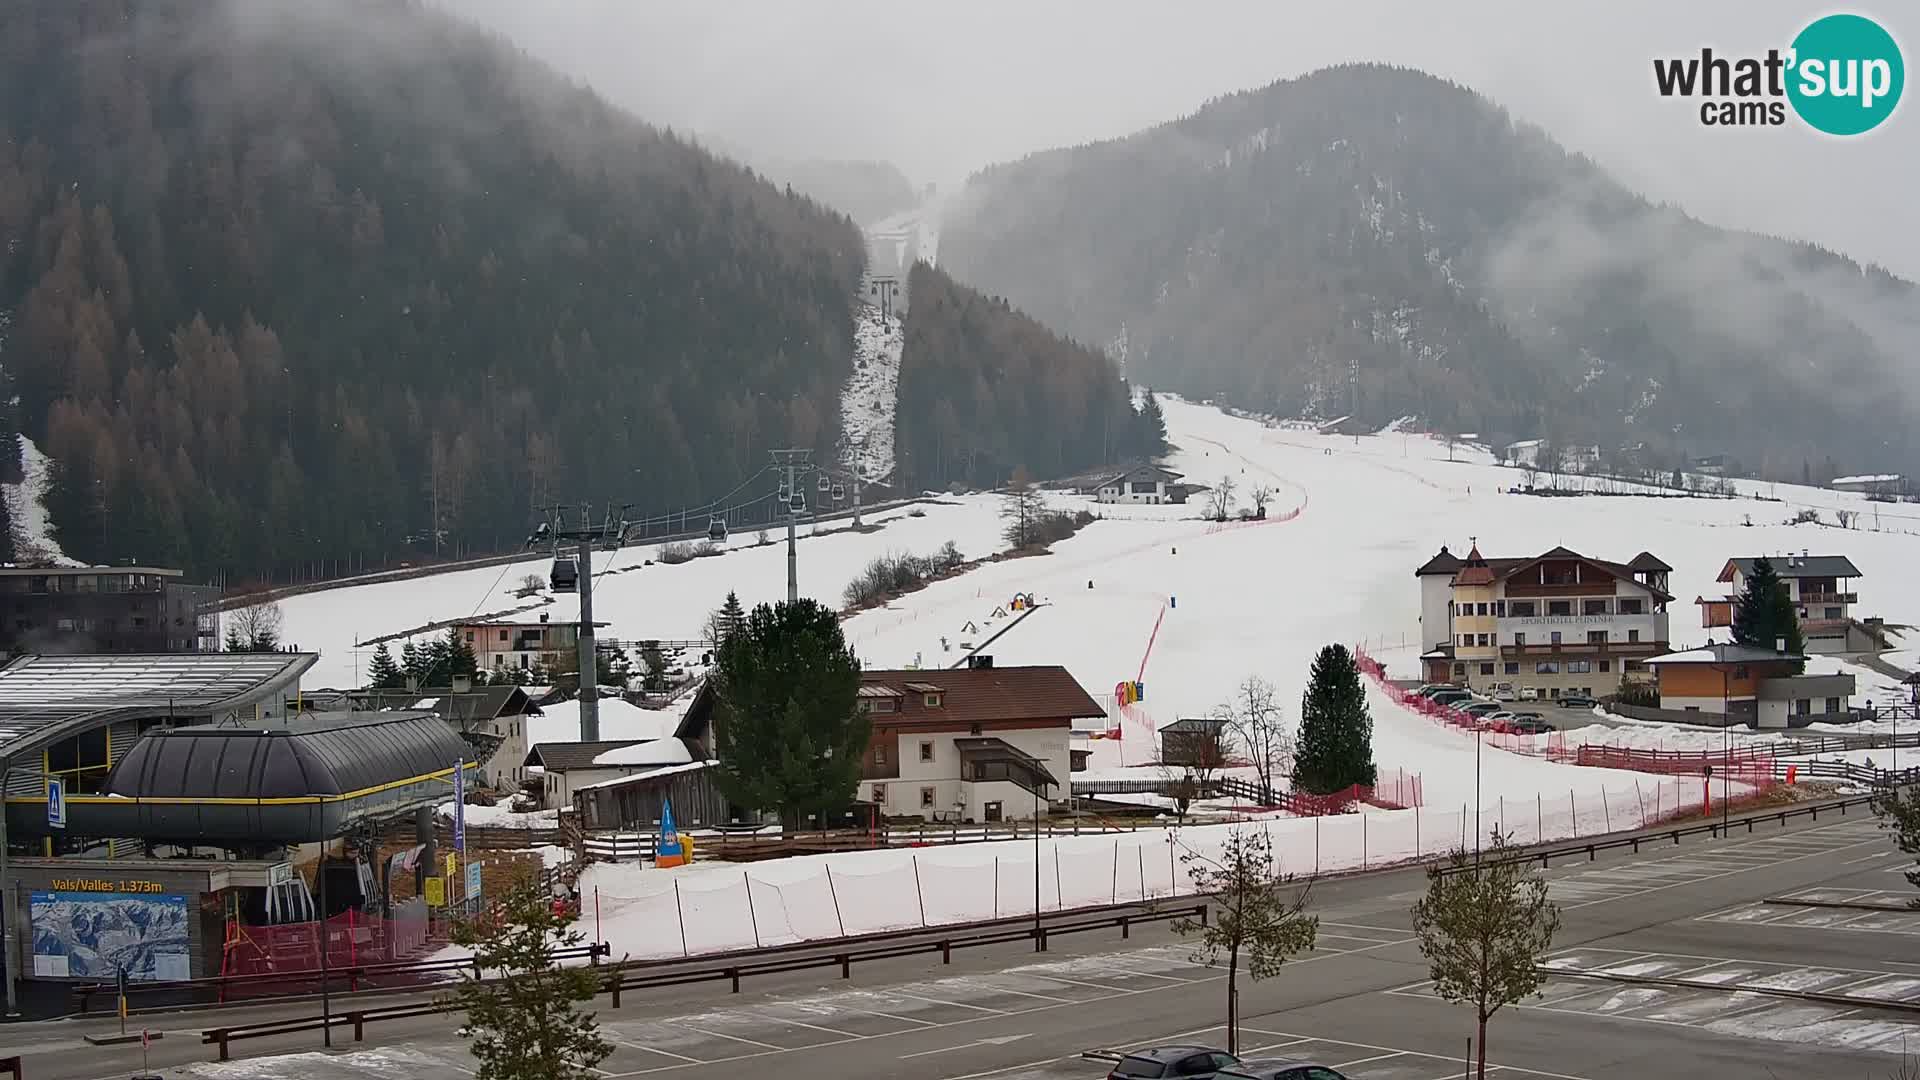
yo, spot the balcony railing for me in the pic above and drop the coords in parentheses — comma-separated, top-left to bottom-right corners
(1797, 592, 1857, 605)
(1502, 641, 1667, 657)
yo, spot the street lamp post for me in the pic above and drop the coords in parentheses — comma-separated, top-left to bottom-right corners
(1034, 780, 1045, 952)
(1474, 723, 1483, 864)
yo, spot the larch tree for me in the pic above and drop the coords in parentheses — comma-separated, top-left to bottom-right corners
(1173, 827, 1318, 1054)
(1409, 832, 1563, 1080)
(1293, 643, 1377, 795)
(1001, 465, 1045, 549)
(711, 598, 868, 828)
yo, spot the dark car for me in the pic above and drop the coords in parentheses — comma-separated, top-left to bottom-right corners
(1109, 1046, 1240, 1080)
(1219, 1056, 1351, 1080)
(1511, 716, 1557, 734)
(1558, 694, 1598, 709)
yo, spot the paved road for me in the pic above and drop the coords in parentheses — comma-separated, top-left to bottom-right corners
(11, 802, 1917, 1080)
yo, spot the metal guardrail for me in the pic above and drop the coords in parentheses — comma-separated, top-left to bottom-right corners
(1438, 794, 1883, 875)
(79, 944, 607, 1016)
(200, 902, 1205, 1060)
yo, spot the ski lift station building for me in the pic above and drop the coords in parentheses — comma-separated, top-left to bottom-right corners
(0, 652, 482, 987)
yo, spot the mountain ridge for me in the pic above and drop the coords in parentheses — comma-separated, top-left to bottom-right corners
(940, 62, 1919, 479)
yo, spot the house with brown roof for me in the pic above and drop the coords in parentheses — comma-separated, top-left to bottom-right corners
(1415, 543, 1672, 699)
(854, 662, 1104, 822)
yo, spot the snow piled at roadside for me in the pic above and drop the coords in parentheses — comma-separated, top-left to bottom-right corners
(839, 300, 902, 483)
(2, 435, 83, 567)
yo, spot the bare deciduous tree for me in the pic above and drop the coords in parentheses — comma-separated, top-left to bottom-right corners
(1173, 827, 1318, 1053)
(1207, 475, 1237, 520)
(1216, 676, 1293, 804)
(224, 600, 284, 652)
(1248, 484, 1274, 518)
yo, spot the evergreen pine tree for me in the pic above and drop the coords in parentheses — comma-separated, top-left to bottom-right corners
(1730, 556, 1806, 673)
(367, 643, 403, 689)
(717, 591, 746, 642)
(443, 625, 478, 680)
(1135, 389, 1169, 457)
(1293, 643, 1377, 794)
(451, 878, 613, 1080)
(711, 598, 868, 828)
(224, 626, 247, 653)
(401, 639, 426, 685)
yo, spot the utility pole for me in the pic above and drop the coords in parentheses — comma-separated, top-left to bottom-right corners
(527, 504, 627, 742)
(850, 440, 864, 528)
(771, 450, 812, 604)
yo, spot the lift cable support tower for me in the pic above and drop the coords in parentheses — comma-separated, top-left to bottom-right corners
(525, 503, 630, 742)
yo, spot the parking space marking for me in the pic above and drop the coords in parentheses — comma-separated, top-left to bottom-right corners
(1528, 822, 1884, 909)
(1697, 889, 1920, 936)
(1389, 947, 1920, 1059)
(679, 1025, 787, 1051)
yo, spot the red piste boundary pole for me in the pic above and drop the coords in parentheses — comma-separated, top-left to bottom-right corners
(1137, 602, 1168, 684)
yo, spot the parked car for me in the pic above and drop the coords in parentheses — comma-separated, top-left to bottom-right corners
(1429, 691, 1475, 707)
(1219, 1058, 1352, 1080)
(1460, 701, 1503, 717)
(1492, 685, 1518, 702)
(1511, 716, 1557, 734)
(1508, 711, 1545, 721)
(1109, 1046, 1241, 1080)
(1559, 694, 1599, 709)
(1414, 683, 1462, 699)
(1519, 687, 1541, 701)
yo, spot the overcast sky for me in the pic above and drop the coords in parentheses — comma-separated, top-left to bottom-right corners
(444, 1, 1918, 279)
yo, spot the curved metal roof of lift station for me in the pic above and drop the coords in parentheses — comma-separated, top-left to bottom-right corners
(0, 651, 316, 764)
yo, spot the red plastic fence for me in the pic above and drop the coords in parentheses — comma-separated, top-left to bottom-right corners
(221, 905, 431, 980)
(1353, 646, 1778, 801)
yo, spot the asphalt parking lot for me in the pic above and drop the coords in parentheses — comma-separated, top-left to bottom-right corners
(20, 804, 1920, 1080)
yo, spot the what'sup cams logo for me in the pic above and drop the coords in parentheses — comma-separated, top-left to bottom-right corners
(1654, 13, 1904, 134)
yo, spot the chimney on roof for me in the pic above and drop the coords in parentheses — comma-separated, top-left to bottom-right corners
(968, 654, 993, 669)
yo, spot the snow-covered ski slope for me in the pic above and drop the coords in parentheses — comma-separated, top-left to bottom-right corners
(837, 300, 903, 482)
(282, 498, 1012, 689)
(285, 395, 1920, 806)
(840, 397, 1920, 805)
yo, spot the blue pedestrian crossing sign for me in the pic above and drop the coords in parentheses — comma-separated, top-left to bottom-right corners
(47, 777, 66, 829)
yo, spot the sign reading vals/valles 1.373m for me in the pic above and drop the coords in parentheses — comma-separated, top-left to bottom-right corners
(29, 891, 191, 982)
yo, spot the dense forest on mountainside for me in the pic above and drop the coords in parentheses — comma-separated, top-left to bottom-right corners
(0, 0, 865, 581)
(894, 262, 1158, 491)
(942, 63, 1920, 477)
